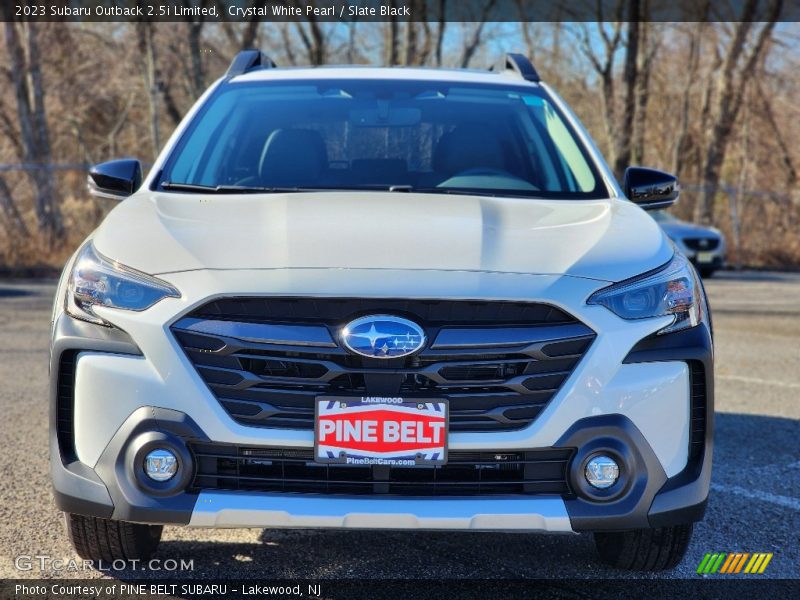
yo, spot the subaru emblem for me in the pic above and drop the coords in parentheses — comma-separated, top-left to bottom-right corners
(341, 315, 426, 359)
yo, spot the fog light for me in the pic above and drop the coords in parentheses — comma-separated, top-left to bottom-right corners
(585, 455, 619, 489)
(144, 448, 178, 482)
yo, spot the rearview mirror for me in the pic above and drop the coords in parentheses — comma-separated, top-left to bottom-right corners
(88, 159, 142, 201)
(348, 107, 421, 127)
(623, 167, 679, 211)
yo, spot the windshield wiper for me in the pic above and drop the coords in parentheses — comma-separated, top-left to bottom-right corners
(161, 181, 541, 199)
(160, 182, 307, 194)
(387, 185, 555, 199)
(387, 185, 499, 197)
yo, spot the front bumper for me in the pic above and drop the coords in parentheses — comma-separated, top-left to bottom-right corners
(189, 492, 573, 531)
(50, 269, 713, 532)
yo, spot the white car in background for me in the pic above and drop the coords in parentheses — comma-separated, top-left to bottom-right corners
(50, 52, 713, 572)
(652, 211, 726, 278)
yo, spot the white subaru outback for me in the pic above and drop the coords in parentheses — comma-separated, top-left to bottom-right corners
(50, 52, 712, 571)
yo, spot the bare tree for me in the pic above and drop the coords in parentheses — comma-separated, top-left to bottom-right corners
(571, 2, 662, 177)
(0, 176, 28, 238)
(106, 93, 136, 158)
(403, 19, 418, 66)
(611, 0, 640, 176)
(346, 20, 358, 64)
(1, 15, 64, 245)
(293, 3, 330, 66)
(239, 18, 260, 50)
(402, 2, 433, 66)
(217, 1, 261, 50)
(516, 1, 535, 59)
(572, 12, 625, 169)
(279, 24, 298, 65)
(434, 0, 447, 66)
(137, 21, 161, 157)
(0, 99, 22, 158)
(384, 5, 400, 66)
(696, 0, 783, 224)
(458, 0, 499, 68)
(184, 0, 210, 99)
(755, 79, 797, 189)
(672, 20, 707, 178)
(631, 17, 661, 165)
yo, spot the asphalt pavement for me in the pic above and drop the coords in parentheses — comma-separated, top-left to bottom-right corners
(0, 271, 798, 585)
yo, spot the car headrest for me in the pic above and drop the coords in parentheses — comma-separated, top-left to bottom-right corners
(259, 128, 328, 187)
(432, 125, 505, 177)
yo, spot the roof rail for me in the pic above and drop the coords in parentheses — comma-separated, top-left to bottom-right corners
(496, 53, 540, 83)
(225, 50, 277, 79)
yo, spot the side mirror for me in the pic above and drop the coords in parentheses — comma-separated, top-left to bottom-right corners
(88, 159, 142, 201)
(623, 167, 679, 211)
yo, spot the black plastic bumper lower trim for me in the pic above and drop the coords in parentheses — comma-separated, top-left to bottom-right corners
(556, 414, 668, 531)
(93, 407, 207, 524)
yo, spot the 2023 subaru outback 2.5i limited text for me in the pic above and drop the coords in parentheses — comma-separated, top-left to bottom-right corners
(51, 52, 712, 571)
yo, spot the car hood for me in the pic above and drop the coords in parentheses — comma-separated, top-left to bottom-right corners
(92, 191, 673, 283)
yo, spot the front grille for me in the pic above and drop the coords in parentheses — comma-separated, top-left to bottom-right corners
(683, 238, 720, 251)
(189, 443, 575, 496)
(173, 297, 595, 432)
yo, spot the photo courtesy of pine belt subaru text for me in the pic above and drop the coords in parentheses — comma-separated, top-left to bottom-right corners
(50, 51, 713, 571)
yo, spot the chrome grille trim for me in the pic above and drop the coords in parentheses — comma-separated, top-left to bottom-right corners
(174, 317, 337, 348)
(431, 323, 594, 350)
(172, 297, 596, 432)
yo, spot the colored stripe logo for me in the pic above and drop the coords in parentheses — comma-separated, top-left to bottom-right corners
(697, 552, 773, 574)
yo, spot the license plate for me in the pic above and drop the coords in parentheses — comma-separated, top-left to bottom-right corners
(697, 251, 714, 263)
(314, 397, 448, 466)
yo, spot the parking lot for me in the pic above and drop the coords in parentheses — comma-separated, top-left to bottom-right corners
(0, 271, 798, 582)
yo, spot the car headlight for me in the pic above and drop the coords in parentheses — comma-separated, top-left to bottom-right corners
(587, 252, 705, 335)
(66, 242, 180, 326)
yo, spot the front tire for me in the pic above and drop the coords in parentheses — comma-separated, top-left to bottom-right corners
(65, 513, 162, 562)
(593, 524, 693, 571)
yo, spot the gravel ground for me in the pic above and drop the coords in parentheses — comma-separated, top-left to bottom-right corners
(0, 271, 798, 586)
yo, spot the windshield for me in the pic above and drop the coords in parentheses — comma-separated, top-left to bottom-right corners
(157, 79, 606, 199)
